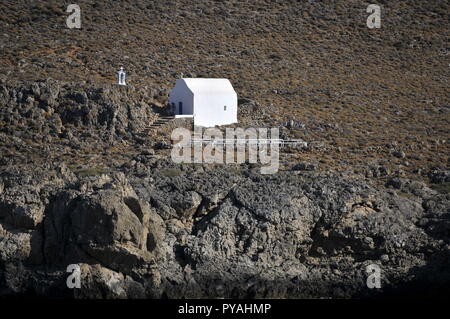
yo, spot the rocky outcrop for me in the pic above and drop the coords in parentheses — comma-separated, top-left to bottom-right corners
(0, 161, 448, 298)
(43, 173, 163, 272)
(0, 80, 163, 143)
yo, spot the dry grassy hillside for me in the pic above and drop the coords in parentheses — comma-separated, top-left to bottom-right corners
(0, 0, 448, 181)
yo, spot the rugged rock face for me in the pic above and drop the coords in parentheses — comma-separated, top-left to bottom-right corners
(0, 161, 448, 298)
(0, 80, 163, 142)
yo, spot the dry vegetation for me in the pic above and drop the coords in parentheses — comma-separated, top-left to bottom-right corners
(0, 0, 448, 182)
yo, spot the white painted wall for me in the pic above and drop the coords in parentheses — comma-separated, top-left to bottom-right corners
(169, 79, 238, 127)
(194, 92, 237, 127)
(169, 79, 194, 116)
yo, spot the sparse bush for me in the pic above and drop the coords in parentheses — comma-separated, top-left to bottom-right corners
(162, 168, 183, 177)
(72, 167, 109, 177)
(430, 182, 450, 194)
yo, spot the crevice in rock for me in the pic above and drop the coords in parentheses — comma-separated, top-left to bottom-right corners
(146, 232, 157, 252)
(191, 190, 234, 236)
(123, 196, 144, 222)
(228, 190, 270, 224)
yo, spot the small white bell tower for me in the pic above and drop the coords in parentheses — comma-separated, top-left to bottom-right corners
(118, 67, 126, 86)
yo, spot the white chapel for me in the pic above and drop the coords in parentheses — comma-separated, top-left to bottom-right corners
(169, 78, 238, 127)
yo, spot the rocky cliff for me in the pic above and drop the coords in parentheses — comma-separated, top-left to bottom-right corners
(1, 158, 449, 298)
